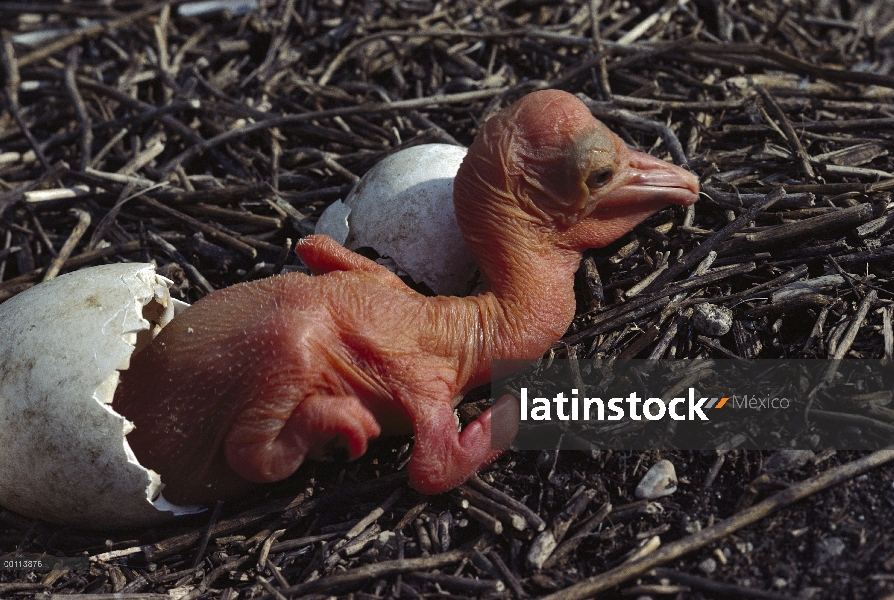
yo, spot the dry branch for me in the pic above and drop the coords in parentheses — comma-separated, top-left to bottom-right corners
(541, 450, 894, 600)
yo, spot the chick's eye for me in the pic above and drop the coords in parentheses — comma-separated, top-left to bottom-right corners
(586, 165, 614, 189)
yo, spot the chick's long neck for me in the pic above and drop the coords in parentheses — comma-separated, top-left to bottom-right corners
(438, 178, 583, 390)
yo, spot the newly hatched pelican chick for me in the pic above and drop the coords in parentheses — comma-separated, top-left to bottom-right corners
(113, 90, 699, 504)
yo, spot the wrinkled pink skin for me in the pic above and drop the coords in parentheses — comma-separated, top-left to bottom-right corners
(113, 90, 699, 504)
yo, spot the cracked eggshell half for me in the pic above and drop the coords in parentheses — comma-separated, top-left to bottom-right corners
(0, 263, 202, 529)
(315, 144, 478, 296)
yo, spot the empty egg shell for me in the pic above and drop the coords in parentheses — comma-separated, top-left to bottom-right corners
(0, 263, 201, 529)
(315, 143, 478, 296)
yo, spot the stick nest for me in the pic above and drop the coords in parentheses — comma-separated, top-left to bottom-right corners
(1, 1, 894, 598)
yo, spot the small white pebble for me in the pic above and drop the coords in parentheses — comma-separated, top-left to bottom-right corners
(698, 557, 717, 574)
(816, 537, 846, 562)
(635, 459, 678, 500)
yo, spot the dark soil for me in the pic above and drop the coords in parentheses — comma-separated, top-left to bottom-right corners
(1, 1, 894, 598)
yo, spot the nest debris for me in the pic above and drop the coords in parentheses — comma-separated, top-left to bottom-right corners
(1, 0, 894, 598)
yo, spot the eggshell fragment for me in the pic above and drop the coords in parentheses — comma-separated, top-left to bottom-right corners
(0, 263, 200, 529)
(316, 144, 478, 296)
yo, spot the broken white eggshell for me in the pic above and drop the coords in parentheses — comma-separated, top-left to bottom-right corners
(0, 263, 202, 529)
(315, 143, 478, 296)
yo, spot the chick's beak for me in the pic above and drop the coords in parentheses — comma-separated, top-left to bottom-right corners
(598, 148, 700, 210)
(565, 147, 699, 249)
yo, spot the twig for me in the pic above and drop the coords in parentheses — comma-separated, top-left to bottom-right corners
(756, 86, 815, 179)
(528, 488, 597, 569)
(160, 88, 507, 173)
(454, 486, 526, 531)
(29, 595, 168, 600)
(561, 261, 757, 344)
(409, 571, 504, 594)
(257, 529, 286, 571)
(0, 583, 47, 595)
(487, 550, 526, 599)
(145, 230, 215, 295)
(685, 42, 894, 89)
(317, 28, 529, 87)
(467, 505, 503, 535)
(334, 488, 403, 549)
(468, 475, 546, 531)
(830, 289, 878, 359)
(17, 1, 188, 67)
(278, 549, 469, 597)
(1, 40, 50, 169)
(140, 196, 257, 258)
(87, 182, 167, 251)
(643, 188, 785, 291)
(653, 568, 797, 600)
(540, 449, 894, 600)
(808, 409, 894, 436)
(257, 576, 288, 600)
(144, 492, 310, 559)
(41, 208, 91, 281)
(884, 306, 893, 365)
(542, 502, 612, 569)
(0, 162, 67, 217)
(192, 500, 224, 568)
(727, 203, 874, 253)
(393, 502, 429, 532)
(702, 453, 726, 488)
(63, 47, 92, 172)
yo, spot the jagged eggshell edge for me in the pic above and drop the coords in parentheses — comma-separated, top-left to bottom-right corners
(0, 263, 201, 529)
(316, 144, 477, 296)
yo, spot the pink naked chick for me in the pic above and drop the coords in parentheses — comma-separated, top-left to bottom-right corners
(112, 90, 699, 504)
